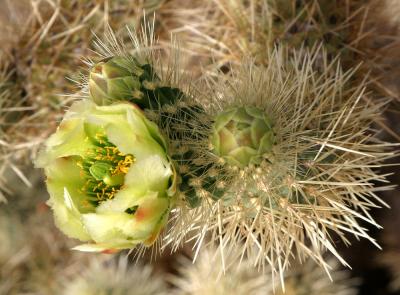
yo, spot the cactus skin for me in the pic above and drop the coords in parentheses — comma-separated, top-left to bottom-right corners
(89, 56, 182, 110)
(211, 106, 275, 168)
(155, 104, 207, 208)
(154, 105, 276, 208)
(149, 102, 225, 208)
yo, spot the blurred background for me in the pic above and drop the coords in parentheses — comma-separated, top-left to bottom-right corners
(0, 0, 399, 294)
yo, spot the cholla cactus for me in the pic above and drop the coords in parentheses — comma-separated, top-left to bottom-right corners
(169, 249, 272, 294)
(160, 47, 396, 283)
(60, 257, 167, 295)
(172, 0, 399, 76)
(172, 0, 360, 66)
(35, 100, 177, 252)
(211, 106, 275, 168)
(0, 1, 178, 201)
(169, 249, 358, 295)
(170, 0, 400, 140)
(33, 22, 187, 255)
(88, 55, 183, 110)
(5, 0, 170, 104)
(83, 23, 186, 112)
(89, 56, 154, 106)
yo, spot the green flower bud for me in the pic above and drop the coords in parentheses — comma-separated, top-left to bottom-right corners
(89, 56, 182, 110)
(35, 100, 177, 252)
(210, 106, 275, 168)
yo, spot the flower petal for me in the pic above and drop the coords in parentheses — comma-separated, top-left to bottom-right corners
(82, 194, 169, 246)
(97, 156, 172, 213)
(48, 188, 90, 241)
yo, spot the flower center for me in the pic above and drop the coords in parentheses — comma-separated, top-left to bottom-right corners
(78, 133, 134, 206)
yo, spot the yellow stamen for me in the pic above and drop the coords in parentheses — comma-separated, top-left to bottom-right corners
(78, 132, 135, 205)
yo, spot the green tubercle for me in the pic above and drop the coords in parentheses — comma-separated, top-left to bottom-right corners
(210, 106, 275, 168)
(89, 56, 182, 110)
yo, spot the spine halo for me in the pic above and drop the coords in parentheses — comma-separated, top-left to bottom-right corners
(33, 15, 398, 287)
